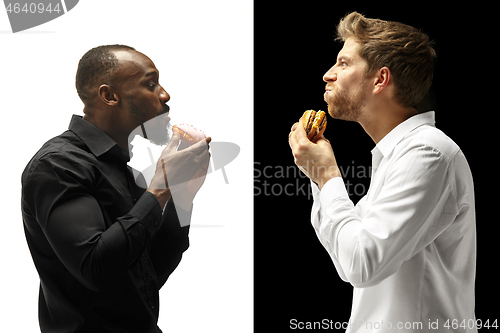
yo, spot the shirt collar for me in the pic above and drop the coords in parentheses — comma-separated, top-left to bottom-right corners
(68, 115, 130, 163)
(373, 111, 436, 159)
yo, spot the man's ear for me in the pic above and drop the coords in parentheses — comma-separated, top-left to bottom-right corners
(98, 84, 119, 106)
(373, 66, 391, 94)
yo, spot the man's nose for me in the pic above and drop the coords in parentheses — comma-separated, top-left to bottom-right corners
(159, 86, 170, 103)
(323, 66, 338, 82)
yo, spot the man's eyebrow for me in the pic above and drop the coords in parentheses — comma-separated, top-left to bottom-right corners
(336, 55, 355, 65)
(145, 70, 159, 78)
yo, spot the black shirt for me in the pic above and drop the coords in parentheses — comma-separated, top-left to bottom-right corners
(21, 115, 191, 333)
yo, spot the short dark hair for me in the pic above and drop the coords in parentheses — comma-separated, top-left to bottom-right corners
(75, 44, 136, 104)
(336, 12, 436, 109)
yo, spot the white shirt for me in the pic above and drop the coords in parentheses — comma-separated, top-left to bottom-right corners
(311, 112, 476, 333)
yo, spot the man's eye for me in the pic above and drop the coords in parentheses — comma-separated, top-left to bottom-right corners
(341, 62, 348, 67)
(148, 81, 157, 88)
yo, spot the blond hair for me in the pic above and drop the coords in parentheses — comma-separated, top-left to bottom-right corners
(336, 12, 436, 109)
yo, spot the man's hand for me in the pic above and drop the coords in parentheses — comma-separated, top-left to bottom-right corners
(288, 117, 341, 190)
(147, 128, 211, 208)
(170, 140, 211, 211)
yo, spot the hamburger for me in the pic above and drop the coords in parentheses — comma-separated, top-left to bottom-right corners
(302, 110, 327, 142)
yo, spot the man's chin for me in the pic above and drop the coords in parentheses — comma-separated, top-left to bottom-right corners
(140, 114, 172, 146)
(326, 100, 342, 120)
(327, 104, 361, 122)
(147, 123, 172, 146)
(327, 104, 343, 120)
(148, 134, 170, 146)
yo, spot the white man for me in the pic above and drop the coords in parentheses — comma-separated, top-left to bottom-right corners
(289, 12, 476, 333)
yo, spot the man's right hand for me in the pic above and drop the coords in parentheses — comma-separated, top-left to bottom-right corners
(147, 128, 211, 208)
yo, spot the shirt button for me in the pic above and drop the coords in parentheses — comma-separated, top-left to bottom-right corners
(154, 220, 158, 226)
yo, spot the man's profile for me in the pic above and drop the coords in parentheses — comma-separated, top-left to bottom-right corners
(21, 45, 211, 332)
(289, 12, 476, 332)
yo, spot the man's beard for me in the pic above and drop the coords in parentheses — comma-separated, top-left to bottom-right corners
(129, 99, 171, 146)
(325, 83, 366, 122)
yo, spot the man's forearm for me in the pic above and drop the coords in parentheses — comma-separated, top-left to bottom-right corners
(147, 188, 172, 210)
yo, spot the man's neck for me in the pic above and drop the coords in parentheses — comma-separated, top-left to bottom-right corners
(83, 110, 130, 148)
(358, 105, 418, 144)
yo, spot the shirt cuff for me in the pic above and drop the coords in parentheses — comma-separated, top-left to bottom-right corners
(311, 180, 321, 200)
(319, 177, 349, 207)
(126, 191, 163, 235)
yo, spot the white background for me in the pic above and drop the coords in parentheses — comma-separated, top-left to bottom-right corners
(0, 1, 253, 331)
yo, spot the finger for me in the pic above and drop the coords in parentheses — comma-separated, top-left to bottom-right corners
(189, 137, 211, 152)
(181, 138, 211, 161)
(178, 136, 211, 151)
(288, 127, 297, 148)
(294, 117, 308, 142)
(289, 119, 310, 151)
(289, 121, 302, 148)
(288, 122, 299, 141)
(191, 152, 211, 180)
(169, 127, 181, 148)
(177, 140, 191, 151)
(312, 133, 329, 144)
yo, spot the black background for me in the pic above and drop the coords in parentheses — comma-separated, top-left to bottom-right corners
(255, 2, 497, 331)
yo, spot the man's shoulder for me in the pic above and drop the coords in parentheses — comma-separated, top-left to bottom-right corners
(401, 124, 461, 162)
(22, 130, 93, 183)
